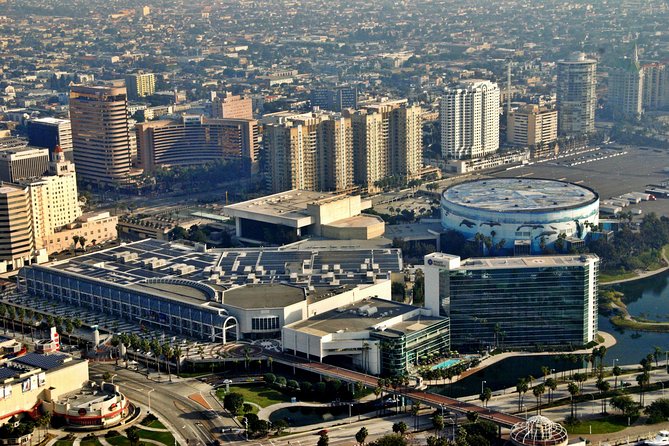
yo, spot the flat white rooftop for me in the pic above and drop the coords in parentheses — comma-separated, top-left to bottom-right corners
(459, 254, 598, 270)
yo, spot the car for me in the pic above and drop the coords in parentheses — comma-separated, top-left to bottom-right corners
(620, 381, 632, 388)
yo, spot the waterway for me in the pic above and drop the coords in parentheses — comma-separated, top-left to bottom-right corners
(435, 270, 669, 398)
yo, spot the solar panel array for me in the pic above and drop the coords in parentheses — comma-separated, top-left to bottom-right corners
(14, 353, 69, 370)
(50, 239, 402, 289)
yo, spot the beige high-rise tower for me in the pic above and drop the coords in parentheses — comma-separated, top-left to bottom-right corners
(266, 112, 353, 193)
(0, 183, 34, 270)
(69, 85, 132, 184)
(609, 47, 644, 120)
(348, 100, 423, 191)
(643, 63, 669, 111)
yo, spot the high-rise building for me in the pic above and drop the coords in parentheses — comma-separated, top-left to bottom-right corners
(424, 252, 599, 351)
(643, 63, 669, 111)
(609, 47, 644, 120)
(0, 146, 49, 182)
(557, 52, 597, 136)
(347, 100, 422, 190)
(440, 80, 500, 160)
(69, 84, 132, 185)
(136, 115, 260, 173)
(507, 104, 558, 147)
(125, 73, 156, 100)
(21, 145, 81, 250)
(26, 117, 74, 162)
(310, 87, 358, 112)
(211, 93, 253, 120)
(265, 112, 353, 193)
(0, 183, 34, 270)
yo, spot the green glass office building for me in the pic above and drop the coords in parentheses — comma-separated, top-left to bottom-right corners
(424, 253, 598, 352)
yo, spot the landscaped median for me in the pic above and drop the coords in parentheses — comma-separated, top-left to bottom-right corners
(54, 415, 178, 446)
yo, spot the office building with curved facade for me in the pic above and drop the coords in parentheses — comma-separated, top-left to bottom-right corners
(136, 115, 260, 174)
(557, 53, 597, 136)
(441, 178, 599, 254)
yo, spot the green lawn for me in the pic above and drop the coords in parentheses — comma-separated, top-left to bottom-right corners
(600, 271, 639, 283)
(138, 428, 176, 445)
(216, 384, 290, 408)
(105, 436, 130, 446)
(565, 415, 635, 435)
(54, 441, 73, 446)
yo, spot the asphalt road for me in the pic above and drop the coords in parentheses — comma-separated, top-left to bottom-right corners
(90, 363, 238, 446)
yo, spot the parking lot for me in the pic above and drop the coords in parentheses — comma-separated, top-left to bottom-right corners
(491, 145, 669, 217)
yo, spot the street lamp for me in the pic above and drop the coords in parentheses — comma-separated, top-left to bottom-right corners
(481, 380, 487, 395)
(147, 388, 155, 414)
(521, 404, 527, 420)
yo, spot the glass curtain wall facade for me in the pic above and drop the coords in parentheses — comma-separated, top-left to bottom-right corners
(443, 263, 597, 351)
(18, 266, 235, 342)
(372, 318, 450, 376)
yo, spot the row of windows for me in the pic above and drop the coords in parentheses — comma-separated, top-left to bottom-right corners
(251, 316, 280, 331)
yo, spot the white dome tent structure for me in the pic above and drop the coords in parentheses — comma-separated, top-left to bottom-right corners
(509, 415, 569, 446)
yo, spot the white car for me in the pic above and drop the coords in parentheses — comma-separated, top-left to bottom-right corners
(647, 431, 669, 446)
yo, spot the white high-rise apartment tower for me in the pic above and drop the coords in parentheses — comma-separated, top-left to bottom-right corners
(557, 52, 597, 136)
(440, 80, 500, 159)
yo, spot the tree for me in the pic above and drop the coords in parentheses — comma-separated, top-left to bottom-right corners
(163, 344, 173, 382)
(532, 384, 545, 414)
(0, 304, 6, 333)
(431, 415, 445, 436)
(596, 378, 611, 413)
(392, 422, 408, 436)
(567, 382, 580, 419)
(224, 392, 244, 415)
(516, 378, 529, 411)
(479, 387, 492, 408)
(645, 397, 669, 423)
(368, 434, 408, 446)
(355, 427, 369, 445)
(126, 426, 140, 446)
(545, 378, 558, 403)
(610, 394, 638, 417)
(274, 420, 289, 435)
(79, 236, 87, 249)
(636, 371, 651, 406)
(317, 433, 329, 446)
(264, 373, 276, 385)
(613, 365, 622, 389)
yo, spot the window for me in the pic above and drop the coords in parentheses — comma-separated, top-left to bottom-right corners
(251, 316, 279, 331)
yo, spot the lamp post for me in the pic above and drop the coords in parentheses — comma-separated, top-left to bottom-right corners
(521, 404, 527, 420)
(147, 388, 155, 414)
(481, 380, 487, 395)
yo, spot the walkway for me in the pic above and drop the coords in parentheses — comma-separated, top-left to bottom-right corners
(257, 401, 331, 420)
(602, 246, 669, 285)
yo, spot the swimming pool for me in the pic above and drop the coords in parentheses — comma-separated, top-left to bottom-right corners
(431, 358, 461, 370)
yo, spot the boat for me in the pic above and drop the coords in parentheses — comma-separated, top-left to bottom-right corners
(646, 431, 669, 446)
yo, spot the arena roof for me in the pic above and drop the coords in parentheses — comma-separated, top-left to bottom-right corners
(442, 178, 598, 213)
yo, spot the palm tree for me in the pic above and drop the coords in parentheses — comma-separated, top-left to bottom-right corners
(541, 366, 551, 382)
(613, 365, 622, 389)
(516, 378, 529, 411)
(163, 343, 173, 382)
(479, 387, 492, 408)
(79, 236, 87, 249)
(16, 308, 25, 339)
(596, 378, 611, 413)
(532, 384, 545, 414)
(410, 402, 421, 431)
(33, 313, 43, 340)
(0, 304, 6, 332)
(173, 346, 182, 376)
(141, 339, 151, 371)
(545, 378, 557, 403)
(636, 371, 650, 406)
(567, 382, 580, 419)
(654, 346, 663, 367)
(7, 306, 15, 334)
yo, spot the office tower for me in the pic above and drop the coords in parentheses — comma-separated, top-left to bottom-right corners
(136, 115, 260, 173)
(557, 52, 597, 136)
(643, 63, 669, 111)
(265, 112, 353, 193)
(22, 145, 81, 250)
(311, 87, 358, 112)
(125, 73, 156, 100)
(424, 252, 599, 351)
(211, 93, 253, 119)
(440, 80, 500, 159)
(507, 104, 558, 147)
(0, 146, 49, 182)
(26, 117, 74, 162)
(0, 183, 34, 270)
(608, 47, 644, 120)
(69, 85, 132, 184)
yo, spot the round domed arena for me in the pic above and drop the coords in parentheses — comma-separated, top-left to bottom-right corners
(509, 415, 569, 446)
(441, 178, 599, 255)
